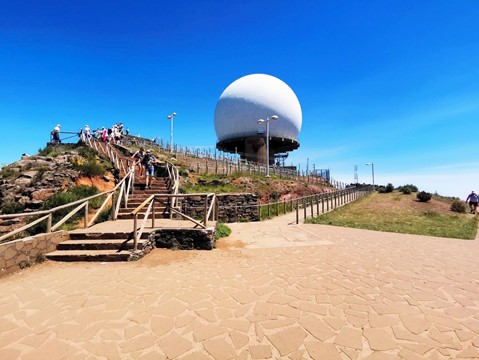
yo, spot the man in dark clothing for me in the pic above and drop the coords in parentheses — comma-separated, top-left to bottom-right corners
(142, 150, 156, 188)
(466, 191, 479, 214)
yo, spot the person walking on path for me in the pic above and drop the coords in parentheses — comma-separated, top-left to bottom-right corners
(131, 147, 146, 178)
(466, 191, 479, 214)
(142, 149, 157, 188)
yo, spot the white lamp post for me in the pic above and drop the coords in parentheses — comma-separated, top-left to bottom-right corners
(257, 115, 279, 177)
(365, 162, 375, 188)
(167, 112, 177, 152)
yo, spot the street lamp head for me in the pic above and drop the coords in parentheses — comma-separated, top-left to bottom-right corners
(167, 115, 172, 119)
(365, 162, 373, 166)
(257, 119, 265, 124)
(270, 115, 279, 120)
(172, 112, 177, 117)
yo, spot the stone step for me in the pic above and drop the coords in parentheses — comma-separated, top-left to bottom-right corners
(133, 184, 168, 192)
(132, 190, 170, 195)
(57, 239, 149, 251)
(116, 213, 170, 220)
(46, 250, 134, 262)
(119, 209, 168, 215)
(69, 232, 150, 240)
(127, 196, 170, 201)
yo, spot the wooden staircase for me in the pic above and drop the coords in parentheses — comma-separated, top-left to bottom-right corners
(46, 173, 172, 262)
(44, 140, 220, 262)
(116, 177, 170, 220)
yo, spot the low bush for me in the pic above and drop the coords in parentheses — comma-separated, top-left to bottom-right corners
(0, 165, 18, 180)
(74, 160, 106, 177)
(215, 223, 232, 239)
(76, 146, 98, 161)
(397, 184, 418, 194)
(417, 191, 432, 202)
(27, 185, 100, 235)
(378, 183, 394, 193)
(95, 207, 112, 223)
(450, 200, 467, 213)
(1, 201, 25, 214)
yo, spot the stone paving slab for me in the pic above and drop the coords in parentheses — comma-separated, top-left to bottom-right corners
(0, 216, 478, 359)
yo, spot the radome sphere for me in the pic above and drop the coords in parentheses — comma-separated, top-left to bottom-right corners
(214, 74, 302, 143)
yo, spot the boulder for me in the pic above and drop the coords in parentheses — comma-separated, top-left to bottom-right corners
(31, 188, 57, 201)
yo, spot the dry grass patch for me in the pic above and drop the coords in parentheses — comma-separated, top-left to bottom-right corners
(307, 191, 478, 239)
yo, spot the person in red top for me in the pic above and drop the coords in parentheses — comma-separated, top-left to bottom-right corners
(466, 191, 479, 214)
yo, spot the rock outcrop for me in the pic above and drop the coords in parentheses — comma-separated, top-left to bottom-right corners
(0, 154, 81, 213)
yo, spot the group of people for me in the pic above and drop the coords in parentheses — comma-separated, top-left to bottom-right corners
(466, 191, 479, 214)
(51, 123, 130, 145)
(131, 147, 157, 188)
(96, 123, 129, 144)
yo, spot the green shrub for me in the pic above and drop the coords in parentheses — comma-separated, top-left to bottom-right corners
(397, 184, 418, 194)
(378, 183, 394, 193)
(95, 207, 112, 223)
(37, 145, 61, 158)
(0, 165, 18, 180)
(450, 200, 467, 213)
(1, 201, 25, 214)
(76, 146, 98, 160)
(74, 160, 105, 177)
(417, 191, 432, 202)
(27, 185, 100, 235)
(215, 223, 232, 239)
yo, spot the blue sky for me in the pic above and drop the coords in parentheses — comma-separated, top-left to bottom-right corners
(1, 0, 478, 198)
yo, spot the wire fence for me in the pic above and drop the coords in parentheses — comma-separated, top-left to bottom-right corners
(258, 185, 373, 223)
(178, 185, 373, 224)
(122, 135, 351, 188)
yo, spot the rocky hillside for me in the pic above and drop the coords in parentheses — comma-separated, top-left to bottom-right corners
(0, 144, 115, 215)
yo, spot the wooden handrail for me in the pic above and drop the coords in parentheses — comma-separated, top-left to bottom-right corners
(130, 192, 216, 242)
(0, 145, 135, 243)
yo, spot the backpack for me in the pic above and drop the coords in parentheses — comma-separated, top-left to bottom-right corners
(135, 150, 145, 160)
(142, 153, 154, 167)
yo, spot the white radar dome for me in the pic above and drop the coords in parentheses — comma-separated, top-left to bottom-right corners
(214, 74, 302, 142)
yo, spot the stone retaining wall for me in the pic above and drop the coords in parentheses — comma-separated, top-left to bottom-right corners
(151, 228, 215, 250)
(180, 193, 259, 223)
(0, 231, 68, 277)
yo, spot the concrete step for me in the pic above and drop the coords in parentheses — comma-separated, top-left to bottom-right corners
(57, 239, 149, 251)
(46, 250, 133, 262)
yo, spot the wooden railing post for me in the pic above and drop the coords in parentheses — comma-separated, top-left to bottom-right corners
(84, 202, 89, 228)
(204, 196, 208, 227)
(296, 199, 299, 224)
(133, 215, 138, 251)
(47, 213, 52, 233)
(152, 197, 155, 228)
(111, 192, 116, 220)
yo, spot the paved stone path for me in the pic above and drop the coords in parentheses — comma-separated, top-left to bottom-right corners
(1, 214, 479, 359)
